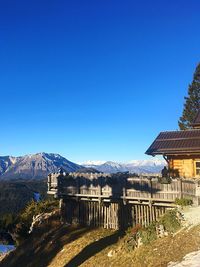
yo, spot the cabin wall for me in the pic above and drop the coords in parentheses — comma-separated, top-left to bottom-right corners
(168, 155, 200, 178)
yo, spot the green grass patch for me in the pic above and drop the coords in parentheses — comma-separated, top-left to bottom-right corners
(175, 197, 193, 207)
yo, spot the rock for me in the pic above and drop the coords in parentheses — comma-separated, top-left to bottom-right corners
(137, 237, 143, 248)
(107, 250, 116, 257)
(156, 224, 168, 238)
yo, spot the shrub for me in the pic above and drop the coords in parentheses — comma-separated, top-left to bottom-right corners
(124, 208, 182, 250)
(13, 199, 59, 243)
(0, 213, 17, 231)
(138, 222, 157, 245)
(19, 199, 58, 226)
(158, 177, 172, 184)
(175, 197, 193, 207)
(124, 224, 142, 251)
(159, 209, 181, 233)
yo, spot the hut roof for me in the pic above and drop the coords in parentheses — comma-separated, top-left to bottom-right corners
(145, 129, 200, 155)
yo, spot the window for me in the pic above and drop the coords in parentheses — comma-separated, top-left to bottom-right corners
(196, 162, 200, 176)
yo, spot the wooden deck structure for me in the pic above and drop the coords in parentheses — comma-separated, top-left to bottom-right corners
(47, 172, 200, 229)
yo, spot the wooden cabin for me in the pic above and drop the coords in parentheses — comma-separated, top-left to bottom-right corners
(145, 110, 200, 179)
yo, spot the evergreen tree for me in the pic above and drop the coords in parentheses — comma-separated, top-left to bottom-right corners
(179, 63, 200, 130)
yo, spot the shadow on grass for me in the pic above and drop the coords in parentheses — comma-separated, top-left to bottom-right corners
(0, 224, 89, 267)
(64, 230, 125, 267)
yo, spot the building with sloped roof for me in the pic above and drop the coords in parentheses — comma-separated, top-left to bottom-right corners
(146, 110, 200, 178)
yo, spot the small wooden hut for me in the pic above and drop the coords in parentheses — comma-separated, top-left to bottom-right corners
(146, 110, 200, 179)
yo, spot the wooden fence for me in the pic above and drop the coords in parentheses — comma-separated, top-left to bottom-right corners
(48, 173, 200, 205)
(47, 173, 200, 229)
(61, 199, 167, 230)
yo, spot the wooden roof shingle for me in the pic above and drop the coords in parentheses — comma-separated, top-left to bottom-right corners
(145, 129, 200, 155)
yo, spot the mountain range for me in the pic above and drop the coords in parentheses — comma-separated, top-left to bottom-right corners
(0, 153, 82, 179)
(0, 153, 166, 180)
(81, 159, 166, 174)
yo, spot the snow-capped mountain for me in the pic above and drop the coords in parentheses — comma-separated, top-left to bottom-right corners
(0, 153, 166, 179)
(82, 159, 166, 174)
(78, 160, 106, 166)
(0, 153, 82, 179)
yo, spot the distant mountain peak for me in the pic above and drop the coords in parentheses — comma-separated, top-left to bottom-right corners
(0, 153, 82, 180)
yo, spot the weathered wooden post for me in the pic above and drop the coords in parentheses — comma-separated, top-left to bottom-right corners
(194, 181, 200, 206)
(59, 198, 66, 223)
(123, 187, 127, 205)
(179, 179, 183, 199)
(47, 174, 51, 192)
(150, 177, 153, 199)
(98, 177, 102, 203)
(148, 200, 153, 223)
(76, 176, 80, 194)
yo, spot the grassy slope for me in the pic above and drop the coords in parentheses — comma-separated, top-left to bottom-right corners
(49, 225, 200, 267)
(1, 221, 200, 267)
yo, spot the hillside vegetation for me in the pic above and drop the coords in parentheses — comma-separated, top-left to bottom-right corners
(1, 223, 200, 267)
(0, 180, 47, 217)
(1, 207, 200, 267)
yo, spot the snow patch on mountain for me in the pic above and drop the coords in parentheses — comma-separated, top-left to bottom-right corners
(79, 160, 106, 166)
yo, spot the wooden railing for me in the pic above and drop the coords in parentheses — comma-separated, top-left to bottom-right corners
(47, 173, 200, 205)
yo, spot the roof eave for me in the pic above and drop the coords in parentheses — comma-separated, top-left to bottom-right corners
(146, 150, 200, 156)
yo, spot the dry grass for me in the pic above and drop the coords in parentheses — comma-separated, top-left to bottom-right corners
(49, 225, 200, 267)
(1, 221, 200, 267)
(80, 226, 200, 267)
(48, 228, 118, 267)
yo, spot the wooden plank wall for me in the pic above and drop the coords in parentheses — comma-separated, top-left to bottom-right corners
(57, 178, 197, 202)
(61, 199, 167, 230)
(168, 156, 200, 178)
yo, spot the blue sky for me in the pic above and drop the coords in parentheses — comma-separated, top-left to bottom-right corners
(0, 0, 200, 162)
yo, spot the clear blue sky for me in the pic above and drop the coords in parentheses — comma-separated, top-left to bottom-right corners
(0, 0, 200, 162)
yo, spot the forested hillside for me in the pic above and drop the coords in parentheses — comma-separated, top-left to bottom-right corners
(0, 180, 47, 216)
